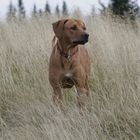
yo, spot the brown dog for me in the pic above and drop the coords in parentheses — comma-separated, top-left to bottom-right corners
(49, 19, 90, 107)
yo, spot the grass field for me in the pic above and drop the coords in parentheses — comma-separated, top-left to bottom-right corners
(0, 15, 140, 140)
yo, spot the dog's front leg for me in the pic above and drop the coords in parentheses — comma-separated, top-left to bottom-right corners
(76, 86, 89, 108)
(49, 68, 62, 105)
(73, 67, 89, 109)
(52, 84, 62, 105)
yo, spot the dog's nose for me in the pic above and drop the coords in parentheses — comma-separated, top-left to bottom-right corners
(81, 32, 89, 41)
(84, 33, 89, 38)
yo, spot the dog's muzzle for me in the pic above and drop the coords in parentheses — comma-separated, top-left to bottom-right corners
(72, 33, 89, 45)
(81, 33, 89, 43)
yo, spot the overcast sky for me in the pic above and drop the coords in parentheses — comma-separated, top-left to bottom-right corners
(0, 0, 110, 17)
(0, 0, 140, 18)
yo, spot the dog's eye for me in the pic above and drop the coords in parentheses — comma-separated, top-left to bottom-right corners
(83, 27, 86, 30)
(70, 26, 77, 30)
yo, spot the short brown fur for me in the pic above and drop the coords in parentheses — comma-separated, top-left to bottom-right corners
(49, 19, 90, 107)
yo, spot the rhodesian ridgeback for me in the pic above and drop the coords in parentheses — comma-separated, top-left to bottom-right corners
(49, 19, 90, 107)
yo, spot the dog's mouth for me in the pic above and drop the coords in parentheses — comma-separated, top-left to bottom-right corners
(72, 39, 88, 45)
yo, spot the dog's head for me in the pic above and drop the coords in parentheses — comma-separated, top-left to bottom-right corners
(52, 19, 89, 45)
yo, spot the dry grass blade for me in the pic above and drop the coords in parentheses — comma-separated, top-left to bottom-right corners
(0, 15, 140, 140)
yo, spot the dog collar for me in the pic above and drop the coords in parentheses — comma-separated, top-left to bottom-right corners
(57, 42, 78, 60)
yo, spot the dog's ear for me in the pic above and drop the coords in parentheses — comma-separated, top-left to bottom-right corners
(52, 19, 68, 38)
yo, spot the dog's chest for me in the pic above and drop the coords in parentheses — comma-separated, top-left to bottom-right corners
(61, 58, 72, 70)
(65, 72, 73, 77)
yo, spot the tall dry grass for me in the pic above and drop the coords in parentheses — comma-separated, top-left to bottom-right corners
(0, 15, 140, 140)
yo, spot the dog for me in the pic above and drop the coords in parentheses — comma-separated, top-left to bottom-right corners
(49, 19, 90, 107)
